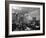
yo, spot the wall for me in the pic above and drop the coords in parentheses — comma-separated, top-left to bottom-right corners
(0, 0, 46, 38)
